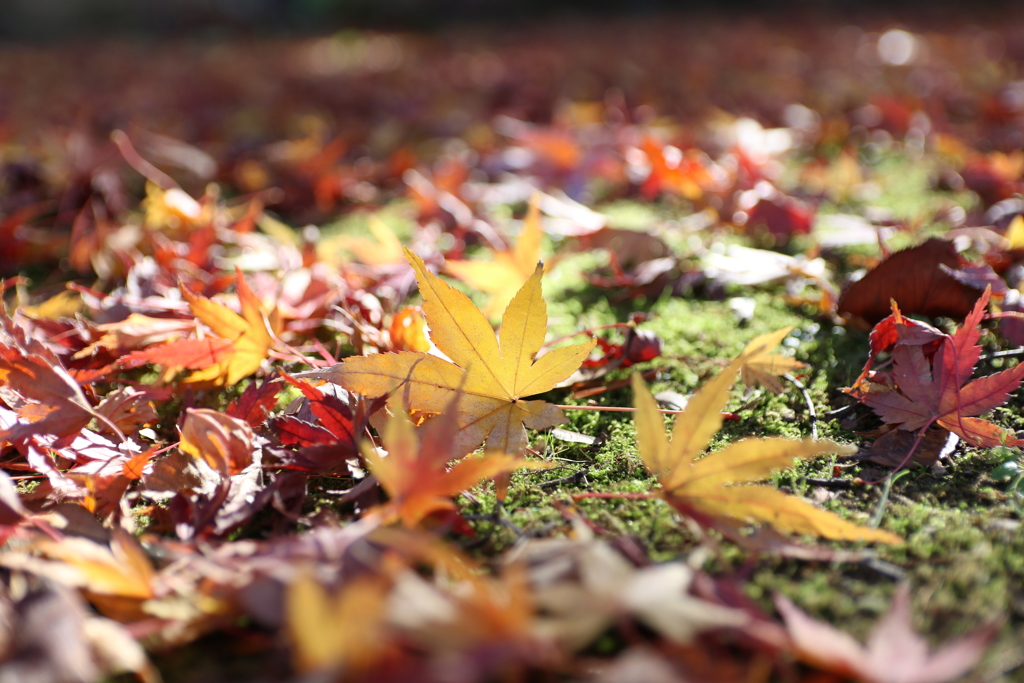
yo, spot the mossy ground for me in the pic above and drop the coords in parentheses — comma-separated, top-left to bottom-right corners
(441, 151, 1024, 678)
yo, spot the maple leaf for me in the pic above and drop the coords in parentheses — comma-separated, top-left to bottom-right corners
(738, 326, 806, 393)
(179, 269, 277, 386)
(365, 392, 545, 527)
(445, 193, 545, 319)
(776, 584, 994, 683)
(179, 408, 254, 477)
(0, 345, 122, 445)
(632, 365, 901, 543)
(0, 530, 157, 623)
(226, 375, 283, 427)
(854, 288, 1024, 447)
(286, 573, 392, 673)
(306, 248, 595, 457)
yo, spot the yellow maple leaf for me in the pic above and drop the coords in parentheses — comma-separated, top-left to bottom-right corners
(365, 393, 547, 527)
(309, 247, 595, 456)
(1006, 214, 1024, 251)
(180, 270, 278, 386)
(445, 193, 545, 318)
(632, 363, 901, 544)
(739, 326, 807, 394)
(286, 573, 391, 673)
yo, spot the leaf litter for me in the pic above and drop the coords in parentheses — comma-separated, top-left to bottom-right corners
(1, 16, 1023, 682)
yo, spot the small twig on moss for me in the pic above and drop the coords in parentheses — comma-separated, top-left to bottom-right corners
(537, 468, 590, 490)
(824, 404, 857, 420)
(802, 477, 855, 489)
(783, 372, 818, 440)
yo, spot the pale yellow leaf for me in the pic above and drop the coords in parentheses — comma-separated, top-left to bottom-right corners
(287, 574, 390, 673)
(310, 249, 594, 457)
(445, 192, 546, 318)
(632, 373, 901, 544)
(1007, 214, 1024, 251)
(739, 326, 807, 393)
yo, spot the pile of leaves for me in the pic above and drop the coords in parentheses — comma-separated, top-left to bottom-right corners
(2, 14, 1024, 683)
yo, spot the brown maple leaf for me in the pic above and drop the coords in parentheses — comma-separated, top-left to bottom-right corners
(0, 346, 122, 446)
(850, 287, 1024, 448)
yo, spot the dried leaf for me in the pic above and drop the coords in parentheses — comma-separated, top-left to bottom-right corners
(739, 327, 806, 393)
(776, 584, 995, 683)
(179, 408, 255, 477)
(226, 375, 283, 427)
(366, 391, 546, 527)
(838, 239, 988, 325)
(632, 367, 900, 543)
(853, 288, 1024, 448)
(305, 248, 595, 457)
(180, 269, 275, 386)
(286, 574, 391, 673)
(445, 193, 545, 319)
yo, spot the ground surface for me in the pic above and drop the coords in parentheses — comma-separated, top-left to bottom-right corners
(1, 14, 1024, 683)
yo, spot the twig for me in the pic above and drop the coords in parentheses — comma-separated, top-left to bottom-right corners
(537, 468, 590, 490)
(824, 404, 857, 420)
(802, 477, 855, 490)
(783, 372, 817, 440)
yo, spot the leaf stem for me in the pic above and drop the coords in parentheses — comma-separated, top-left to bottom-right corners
(783, 373, 818, 440)
(869, 468, 912, 529)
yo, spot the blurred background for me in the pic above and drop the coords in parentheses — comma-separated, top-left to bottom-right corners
(1, 0, 1020, 39)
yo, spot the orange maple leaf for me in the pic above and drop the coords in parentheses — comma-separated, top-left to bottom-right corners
(365, 392, 546, 527)
(306, 248, 595, 457)
(445, 193, 546, 319)
(632, 359, 901, 544)
(179, 270, 279, 386)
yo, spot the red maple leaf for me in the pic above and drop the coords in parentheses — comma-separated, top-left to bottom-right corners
(851, 288, 1024, 447)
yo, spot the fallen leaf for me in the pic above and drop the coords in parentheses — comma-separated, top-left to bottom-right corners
(305, 247, 595, 457)
(855, 428, 960, 470)
(524, 528, 746, 650)
(776, 584, 995, 683)
(366, 391, 544, 527)
(739, 327, 806, 393)
(632, 367, 900, 543)
(0, 345, 120, 445)
(838, 238, 989, 325)
(93, 386, 160, 435)
(286, 573, 392, 673)
(226, 375, 283, 427)
(852, 288, 1024, 448)
(445, 193, 545, 319)
(179, 408, 255, 477)
(180, 269, 277, 386)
